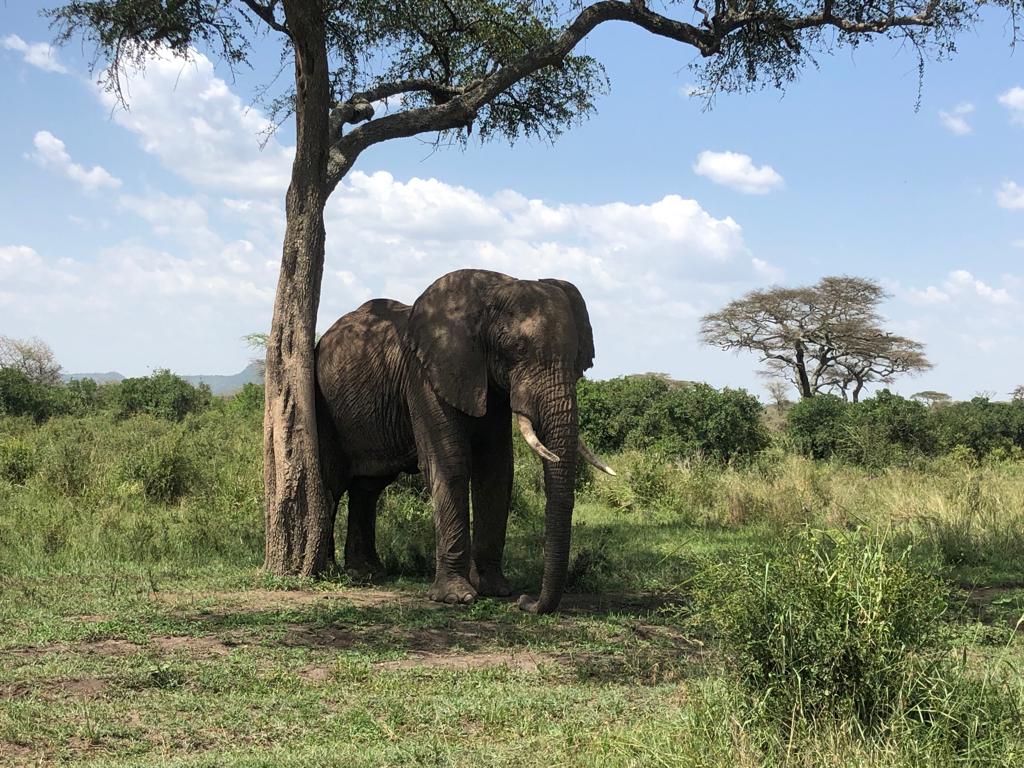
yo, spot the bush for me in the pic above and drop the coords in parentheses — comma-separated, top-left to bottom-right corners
(933, 397, 1024, 458)
(230, 383, 265, 415)
(693, 529, 948, 728)
(787, 394, 849, 459)
(0, 436, 37, 484)
(119, 431, 199, 503)
(0, 368, 62, 422)
(116, 370, 212, 422)
(629, 384, 768, 463)
(579, 377, 767, 463)
(578, 376, 670, 455)
(40, 421, 95, 497)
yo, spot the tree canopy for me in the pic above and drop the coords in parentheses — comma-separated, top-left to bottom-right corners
(0, 336, 63, 387)
(701, 276, 932, 402)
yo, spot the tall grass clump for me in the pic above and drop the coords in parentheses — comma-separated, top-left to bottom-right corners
(693, 529, 948, 726)
(692, 528, 1024, 761)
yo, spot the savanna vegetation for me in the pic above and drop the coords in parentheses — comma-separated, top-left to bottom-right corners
(2, 369, 1022, 766)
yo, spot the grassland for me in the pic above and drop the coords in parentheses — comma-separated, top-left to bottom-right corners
(2, 409, 1023, 766)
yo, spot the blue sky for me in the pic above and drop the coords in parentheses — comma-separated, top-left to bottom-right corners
(1, 3, 1022, 400)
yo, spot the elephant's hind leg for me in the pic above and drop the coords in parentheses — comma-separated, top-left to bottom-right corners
(344, 475, 392, 581)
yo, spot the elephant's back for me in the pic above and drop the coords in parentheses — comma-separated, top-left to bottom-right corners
(315, 299, 415, 473)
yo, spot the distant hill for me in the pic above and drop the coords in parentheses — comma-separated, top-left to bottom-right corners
(63, 364, 263, 396)
(63, 371, 125, 385)
(181, 364, 263, 395)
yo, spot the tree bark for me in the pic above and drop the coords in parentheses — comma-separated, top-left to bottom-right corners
(794, 344, 813, 399)
(263, 0, 334, 577)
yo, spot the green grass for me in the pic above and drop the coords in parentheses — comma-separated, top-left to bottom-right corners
(2, 412, 1024, 766)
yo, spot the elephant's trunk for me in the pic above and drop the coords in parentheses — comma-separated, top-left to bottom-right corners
(515, 375, 578, 615)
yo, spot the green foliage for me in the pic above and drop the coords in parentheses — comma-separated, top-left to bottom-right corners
(118, 428, 199, 504)
(934, 397, 1024, 458)
(115, 369, 212, 421)
(693, 529, 949, 728)
(630, 384, 769, 463)
(375, 473, 435, 576)
(0, 368, 63, 422)
(786, 394, 849, 460)
(230, 382, 265, 415)
(577, 376, 670, 455)
(786, 391, 1024, 466)
(579, 377, 766, 463)
(0, 435, 37, 484)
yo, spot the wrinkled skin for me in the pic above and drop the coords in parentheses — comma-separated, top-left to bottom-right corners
(315, 269, 595, 613)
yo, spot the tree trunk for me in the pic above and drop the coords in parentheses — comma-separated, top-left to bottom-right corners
(794, 345, 813, 399)
(263, 1, 334, 577)
(852, 379, 864, 404)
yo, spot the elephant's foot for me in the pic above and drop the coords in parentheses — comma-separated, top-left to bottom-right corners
(470, 564, 512, 597)
(427, 574, 477, 605)
(345, 556, 385, 584)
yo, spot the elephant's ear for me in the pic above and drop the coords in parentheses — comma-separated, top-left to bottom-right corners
(540, 278, 595, 373)
(407, 271, 489, 417)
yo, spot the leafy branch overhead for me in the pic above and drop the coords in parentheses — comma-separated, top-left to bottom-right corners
(49, 0, 1020, 189)
(700, 276, 932, 402)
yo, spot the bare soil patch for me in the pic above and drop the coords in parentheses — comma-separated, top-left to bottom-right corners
(376, 648, 558, 672)
(153, 586, 420, 614)
(282, 618, 502, 652)
(150, 635, 237, 656)
(1, 676, 108, 702)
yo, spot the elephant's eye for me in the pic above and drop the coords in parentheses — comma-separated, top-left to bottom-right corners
(511, 339, 529, 359)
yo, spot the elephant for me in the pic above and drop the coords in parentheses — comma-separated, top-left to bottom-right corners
(314, 268, 615, 614)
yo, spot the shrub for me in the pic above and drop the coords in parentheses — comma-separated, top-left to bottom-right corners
(579, 377, 767, 463)
(787, 395, 849, 459)
(629, 384, 768, 463)
(230, 383, 265, 415)
(578, 375, 670, 454)
(0, 436, 37, 484)
(41, 423, 94, 497)
(116, 370, 212, 422)
(693, 529, 948, 728)
(119, 431, 198, 503)
(0, 368, 61, 422)
(846, 390, 937, 458)
(933, 397, 1024, 458)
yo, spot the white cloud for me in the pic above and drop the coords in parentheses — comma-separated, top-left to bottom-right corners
(2, 34, 68, 74)
(938, 102, 974, 135)
(906, 269, 1012, 307)
(998, 86, 1024, 124)
(4, 171, 773, 379)
(997, 181, 1024, 210)
(693, 150, 785, 195)
(98, 49, 292, 194)
(30, 131, 122, 192)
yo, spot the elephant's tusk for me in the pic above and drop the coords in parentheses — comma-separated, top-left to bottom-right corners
(578, 439, 617, 476)
(516, 414, 560, 463)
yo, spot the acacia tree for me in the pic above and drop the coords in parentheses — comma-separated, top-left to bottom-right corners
(822, 333, 931, 402)
(0, 336, 63, 386)
(49, 0, 1018, 576)
(701, 276, 931, 401)
(913, 390, 952, 407)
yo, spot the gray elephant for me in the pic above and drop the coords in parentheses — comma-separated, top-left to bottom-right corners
(314, 269, 614, 614)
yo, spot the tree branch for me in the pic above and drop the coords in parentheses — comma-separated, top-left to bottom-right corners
(240, 0, 290, 37)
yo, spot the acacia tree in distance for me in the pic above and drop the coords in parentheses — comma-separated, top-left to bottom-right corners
(0, 336, 63, 386)
(48, 0, 1019, 577)
(701, 276, 932, 402)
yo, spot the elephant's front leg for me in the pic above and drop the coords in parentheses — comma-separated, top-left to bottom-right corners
(424, 466, 477, 604)
(470, 397, 513, 597)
